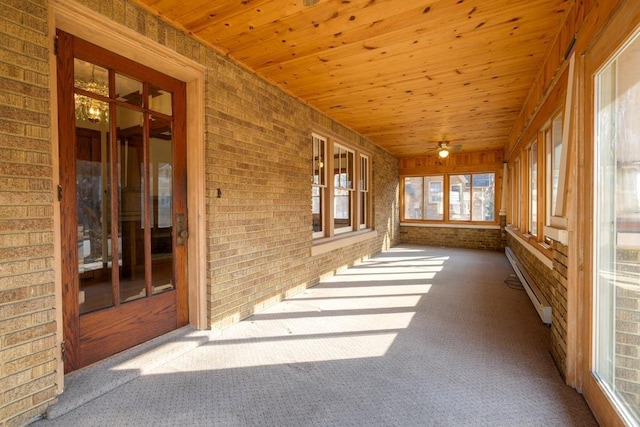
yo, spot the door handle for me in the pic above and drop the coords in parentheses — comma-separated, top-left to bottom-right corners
(176, 213, 187, 246)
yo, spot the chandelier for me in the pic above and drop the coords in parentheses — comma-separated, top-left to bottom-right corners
(74, 66, 109, 124)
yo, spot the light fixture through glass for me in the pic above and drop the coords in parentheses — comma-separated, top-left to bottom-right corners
(75, 66, 109, 124)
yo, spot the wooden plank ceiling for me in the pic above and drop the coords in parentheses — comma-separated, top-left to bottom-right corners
(136, 0, 569, 158)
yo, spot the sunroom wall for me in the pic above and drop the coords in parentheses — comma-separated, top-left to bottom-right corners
(0, 0, 400, 425)
(503, 0, 626, 387)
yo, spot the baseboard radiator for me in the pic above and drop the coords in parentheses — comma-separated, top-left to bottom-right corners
(505, 247, 552, 325)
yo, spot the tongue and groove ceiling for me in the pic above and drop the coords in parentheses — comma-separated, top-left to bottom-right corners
(135, 0, 569, 158)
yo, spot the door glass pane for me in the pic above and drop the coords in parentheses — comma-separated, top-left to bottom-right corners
(117, 107, 147, 304)
(149, 85, 172, 115)
(76, 112, 112, 315)
(594, 29, 640, 422)
(116, 73, 143, 107)
(449, 174, 471, 221)
(149, 115, 174, 294)
(74, 59, 109, 124)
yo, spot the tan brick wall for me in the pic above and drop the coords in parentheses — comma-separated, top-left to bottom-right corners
(550, 239, 569, 379)
(507, 234, 567, 377)
(0, 0, 400, 424)
(615, 248, 640, 417)
(400, 226, 502, 251)
(0, 0, 58, 426)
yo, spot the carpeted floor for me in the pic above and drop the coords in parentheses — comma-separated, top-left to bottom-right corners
(33, 245, 598, 426)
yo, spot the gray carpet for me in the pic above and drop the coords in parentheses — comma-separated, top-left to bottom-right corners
(34, 245, 597, 426)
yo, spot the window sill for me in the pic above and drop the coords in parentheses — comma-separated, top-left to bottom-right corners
(400, 222, 500, 230)
(312, 229, 378, 256)
(505, 226, 553, 267)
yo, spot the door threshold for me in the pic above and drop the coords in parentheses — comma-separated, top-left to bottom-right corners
(46, 326, 211, 420)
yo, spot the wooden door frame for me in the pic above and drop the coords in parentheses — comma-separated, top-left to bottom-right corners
(49, 0, 207, 392)
(580, 1, 640, 425)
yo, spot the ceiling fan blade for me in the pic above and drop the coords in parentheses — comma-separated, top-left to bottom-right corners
(451, 144, 463, 151)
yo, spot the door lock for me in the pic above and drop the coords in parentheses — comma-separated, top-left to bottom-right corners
(176, 213, 188, 246)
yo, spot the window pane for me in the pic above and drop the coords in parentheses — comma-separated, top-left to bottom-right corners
(149, 85, 172, 115)
(449, 175, 470, 221)
(424, 176, 443, 220)
(360, 192, 367, 228)
(149, 115, 174, 295)
(117, 107, 146, 304)
(74, 59, 109, 124)
(334, 188, 352, 232)
(404, 177, 424, 219)
(530, 143, 538, 235)
(472, 173, 495, 222)
(594, 30, 640, 423)
(312, 134, 326, 238)
(77, 108, 112, 315)
(551, 114, 563, 215)
(115, 73, 143, 107)
(312, 135, 326, 186)
(359, 155, 369, 228)
(312, 186, 323, 235)
(334, 144, 354, 233)
(334, 145, 353, 190)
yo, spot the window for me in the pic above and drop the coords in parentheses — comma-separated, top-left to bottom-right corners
(359, 154, 370, 229)
(334, 144, 354, 234)
(472, 173, 495, 222)
(426, 177, 444, 220)
(311, 132, 371, 239)
(514, 157, 521, 228)
(312, 133, 326, 238)
(402, 173, 496, 222)
(593, 29, 640, 422)
(545, 112, 563, 222)
(529, 141, 538, 236)
(449, 175, 470, 221)
(404, 177, 424, 219)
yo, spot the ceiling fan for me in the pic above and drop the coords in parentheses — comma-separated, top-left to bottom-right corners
(428, 141, 462, 159)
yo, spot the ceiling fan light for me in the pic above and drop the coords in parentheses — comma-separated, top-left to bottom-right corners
(438, 148, 450, 159)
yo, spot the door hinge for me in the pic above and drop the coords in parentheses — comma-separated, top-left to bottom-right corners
(53, 35, 58, 56)
(60, 341, 67, 362)
(57, 185, 63, 202)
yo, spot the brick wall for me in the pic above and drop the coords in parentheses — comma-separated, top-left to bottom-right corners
(0, 1, 400, 424)
(400, 225, 502, 251)
(204, 59, 400, 327)
(507, 233, 567, 377)
(614, 247, 640, 418)
(0, 1, 58, 426)
(550, 239, 569, 379)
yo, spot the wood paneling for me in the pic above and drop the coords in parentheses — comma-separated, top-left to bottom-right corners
(134, 0, 568, 158)
(399, 149, 504, 175)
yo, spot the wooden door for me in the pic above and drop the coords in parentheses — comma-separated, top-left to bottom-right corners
(56, 30, 188, 373)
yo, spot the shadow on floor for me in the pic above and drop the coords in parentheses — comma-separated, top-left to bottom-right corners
(34, 245, 597, 426)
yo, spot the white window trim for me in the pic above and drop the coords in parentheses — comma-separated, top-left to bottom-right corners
(311, 131, 372, 241)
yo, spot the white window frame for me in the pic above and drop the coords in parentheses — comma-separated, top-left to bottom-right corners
(333, 143, 355, 235)
(359, 154, 370, 230)
(312, 133, 327, 239)
(528, 139, 538, 236)
(312, 132, 372, 240)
